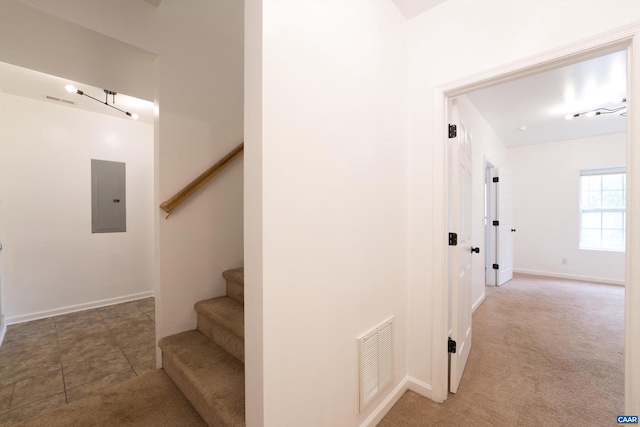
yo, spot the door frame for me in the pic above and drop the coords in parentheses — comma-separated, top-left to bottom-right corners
(431, 23, 640, 412)
(484, 158, 497, 286)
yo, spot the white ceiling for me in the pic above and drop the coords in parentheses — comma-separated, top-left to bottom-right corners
(391, 0, 447, 19)
(0, 24, 624, 145)
(465, 50, 627, 147)
(0, 61, 154, 124)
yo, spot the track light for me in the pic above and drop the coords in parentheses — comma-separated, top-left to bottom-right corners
(565, 98, 626, 120)
(64, 85, 138, 119)
(65, 85, 82, 95)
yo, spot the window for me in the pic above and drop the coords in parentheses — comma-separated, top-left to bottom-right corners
(580, 167, 626, 251)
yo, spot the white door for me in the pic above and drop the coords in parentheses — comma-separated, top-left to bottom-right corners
(496, 168, 514, 286)
(449, 101, 473, 394)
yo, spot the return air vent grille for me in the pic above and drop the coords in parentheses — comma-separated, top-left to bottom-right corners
(358, 317, 394, 413)
(46, 95, 76, 105)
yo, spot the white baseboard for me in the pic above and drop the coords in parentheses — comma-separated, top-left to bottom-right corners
(514, 269, 624, 286)
(6, 291, 154, 325)
(406, 376, 433, 399)
(0, 315, 6, 347)
(472, 294, 485, 312)
(360, 376, 432, 427)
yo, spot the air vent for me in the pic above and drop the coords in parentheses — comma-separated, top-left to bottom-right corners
(46, 95, 76, 105)
(358, 317, 394, 413)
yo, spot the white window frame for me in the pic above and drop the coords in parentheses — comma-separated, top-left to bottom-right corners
(579, 166, 626, 252)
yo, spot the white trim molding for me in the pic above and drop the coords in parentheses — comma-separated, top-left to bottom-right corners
(406, 376, 433, 398)
(0, 315, 6, 347)
(625, 24, 640, 415)
(359, 376, 432, 427)
(472, 294, 486, 312)
(5, 291, 154, 325)
(432, 21, 640, 413)
(514, 269, 625, 286)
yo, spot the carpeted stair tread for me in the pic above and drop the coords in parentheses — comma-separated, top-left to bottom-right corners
(159, 330, 245, 427)
(16, 369, 206, 427)
(195, 297, 244, 339)
(195, 297, 244, 362)
(222, 267, 244, 285)
(223, 267, 244, 304)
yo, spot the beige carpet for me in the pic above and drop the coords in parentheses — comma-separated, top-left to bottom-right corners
(379, 274, 624, 427)
(16, 369, 206, 426)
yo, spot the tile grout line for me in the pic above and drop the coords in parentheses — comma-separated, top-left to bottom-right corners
(2, 320, 66, 424)
(128, 301, 155, 375)
(53, 318, 69, 405)
(63, 307, 136, 401)
(100, 305, 139, 378)
(66, 367, 137, 404)
(3, 387, 66, 420)
(63, 348, 126, 394)
(5, 382, 16, 411)
(102, 307, 126, 371)
(2, 300, 156, 421)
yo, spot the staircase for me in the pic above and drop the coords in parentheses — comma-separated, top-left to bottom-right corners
(159, 267, 245, 427)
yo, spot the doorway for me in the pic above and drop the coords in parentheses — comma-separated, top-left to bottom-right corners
(434, 30, 640, 412)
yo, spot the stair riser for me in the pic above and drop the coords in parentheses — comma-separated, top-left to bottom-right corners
(226, 280, 244, 304)
(197, 313, 244, 363)
(162, 352, 234, 427)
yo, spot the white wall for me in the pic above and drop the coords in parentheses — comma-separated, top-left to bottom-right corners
(7, 0, 639, 422)
(509, 133, 626, 284)
(0, 0, 156, 102)
(0, 93, 4, 343)
(244, 0, 264, 425)
(1, 0, 245, 341)
(248, 1, 408, 425)
(457, 95, 508, 309)
(0, 92, 154, 322)
(407, 0, 640, 396)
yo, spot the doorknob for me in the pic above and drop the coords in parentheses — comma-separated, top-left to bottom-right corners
(471, 247, 480, 254)
(511, 229, 516, 232)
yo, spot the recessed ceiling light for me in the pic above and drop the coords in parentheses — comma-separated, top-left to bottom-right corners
(518, 125, 527, 132)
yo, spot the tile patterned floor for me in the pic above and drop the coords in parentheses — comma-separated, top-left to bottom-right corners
(0, 297, 156, 425)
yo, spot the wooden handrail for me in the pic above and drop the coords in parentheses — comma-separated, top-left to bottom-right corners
(160, 142, 244, 218)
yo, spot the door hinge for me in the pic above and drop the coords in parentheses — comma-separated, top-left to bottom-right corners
(492, 220, 499, 226)
(493, 177, 499, 183)
(448, 124, 457, 138)
(449, 232, 458, 246)
(493, 264, 499, 270)
(448, 338, 457, 354)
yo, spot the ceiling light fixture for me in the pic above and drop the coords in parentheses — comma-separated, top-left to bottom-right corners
(565, 98, 627, 120)
(65, 85, 138, 119)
